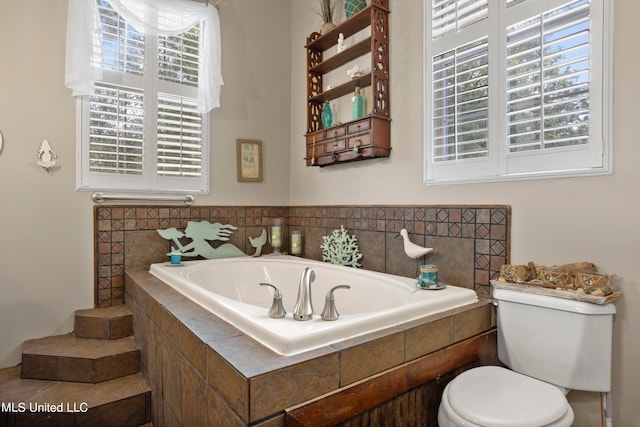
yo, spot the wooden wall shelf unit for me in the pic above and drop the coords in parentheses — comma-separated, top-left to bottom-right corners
(305, 0, 390, 167)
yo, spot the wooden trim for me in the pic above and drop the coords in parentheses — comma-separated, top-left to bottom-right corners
(309, 38, 371, 75)
(285, 330, 497, 427)
(307, 73, 372, 105)
(305, 6, 380, 51)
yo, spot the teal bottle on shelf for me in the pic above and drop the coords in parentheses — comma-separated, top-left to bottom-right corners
(322, 101, 332, 128)
(352, 86, 364, 120)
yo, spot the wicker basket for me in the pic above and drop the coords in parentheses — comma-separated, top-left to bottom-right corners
(575, 272, 613, 296)
(497, 262, 618, 300)
(537, 267, 574, 289)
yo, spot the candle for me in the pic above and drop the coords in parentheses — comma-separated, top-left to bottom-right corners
(291, 231, 302, 255)
(271, 226, 282, 248)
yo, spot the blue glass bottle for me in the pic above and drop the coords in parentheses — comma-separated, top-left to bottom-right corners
(322, 101, 332, 129)
(352, 86, 364, 120)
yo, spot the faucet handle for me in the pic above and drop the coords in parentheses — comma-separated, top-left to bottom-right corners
(259, 283, 287, 318)
(321, 285, 351, 321)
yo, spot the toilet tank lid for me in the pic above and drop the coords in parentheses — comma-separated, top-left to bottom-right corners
(493, 288, 616, 315)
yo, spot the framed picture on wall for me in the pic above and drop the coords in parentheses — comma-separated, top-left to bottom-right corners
(236, 139, 263, 182)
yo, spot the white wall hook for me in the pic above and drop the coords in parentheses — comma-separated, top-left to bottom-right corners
(37, 139, 58, 173)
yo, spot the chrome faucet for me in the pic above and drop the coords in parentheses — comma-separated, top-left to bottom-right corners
(321, 285, 351, 321)
(293, 267, 315, 321)
(259, 283, 287, 318)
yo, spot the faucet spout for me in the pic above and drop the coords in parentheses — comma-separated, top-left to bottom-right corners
(293, 267, 315, 321)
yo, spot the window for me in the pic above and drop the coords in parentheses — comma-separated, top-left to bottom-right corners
(424, 0, 612, 184)
(66, 0, 222, 193)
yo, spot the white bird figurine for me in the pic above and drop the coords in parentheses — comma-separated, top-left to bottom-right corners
(397, 229, 433, 262)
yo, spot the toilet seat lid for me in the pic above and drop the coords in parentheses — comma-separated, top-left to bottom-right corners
(448, 366, 569, 427)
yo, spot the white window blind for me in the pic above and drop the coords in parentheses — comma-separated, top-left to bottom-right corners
(432, 37, 489, 162)
(432, 0, 489, 39)
(507, 0, 527, 7)
(89, 83, 144, 175)
(158, 28, 200, 87)
(157, 94, 203, 177)
(96, 1, 145, 76)
(506, 0, 591, 153)
(76, 0, 210, 193)
(424, 0, 612, 184)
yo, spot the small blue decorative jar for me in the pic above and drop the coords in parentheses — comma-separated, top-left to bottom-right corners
(169, 251, 182, 265)
(418, 264, 439, 288)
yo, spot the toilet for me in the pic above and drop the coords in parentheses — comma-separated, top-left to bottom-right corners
(438, 287, 616, 427)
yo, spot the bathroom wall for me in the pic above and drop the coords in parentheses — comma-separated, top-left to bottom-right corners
(0, 0, 292, 367)
(0, 0, 94, 369)
(290, 1, 640, 425)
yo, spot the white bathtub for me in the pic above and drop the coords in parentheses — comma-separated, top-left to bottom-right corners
(149, 255, 478, 356)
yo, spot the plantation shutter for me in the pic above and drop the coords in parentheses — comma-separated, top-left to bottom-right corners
(75, 0, 212, 193)
(89, 84, 144, 175)
(96, 1, 145, 76)
(432, 0, 489, 39)
(157, 95, 203, 177)
(432, 37, 490, 162)
(506, 0, 591, 154)
(502, 0, 604, 176)
(158, 28, 201, 88)
(426, 0, 495, 181)
(425, 0, 609, 184)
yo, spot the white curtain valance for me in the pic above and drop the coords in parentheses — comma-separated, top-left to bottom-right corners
(65, 0, 223, 112)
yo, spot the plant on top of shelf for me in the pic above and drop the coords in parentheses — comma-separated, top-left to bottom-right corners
(315, 0, 337, 34)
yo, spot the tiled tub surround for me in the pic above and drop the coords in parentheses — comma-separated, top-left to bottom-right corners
(125, 270, 497, 425)
(95, 205, 510, 307)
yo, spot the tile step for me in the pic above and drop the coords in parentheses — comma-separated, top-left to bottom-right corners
(74, 305, 133, 340)
(0, 366, 151, 427)
(21, 333, 140, 383)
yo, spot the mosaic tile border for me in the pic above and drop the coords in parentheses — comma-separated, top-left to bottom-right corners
(94, 205, 510, 307)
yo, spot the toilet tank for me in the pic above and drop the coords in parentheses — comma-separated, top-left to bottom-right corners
(494, 287, 616, 392)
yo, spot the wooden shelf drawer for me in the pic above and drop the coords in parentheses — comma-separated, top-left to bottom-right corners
(305, 116, 390, 167)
